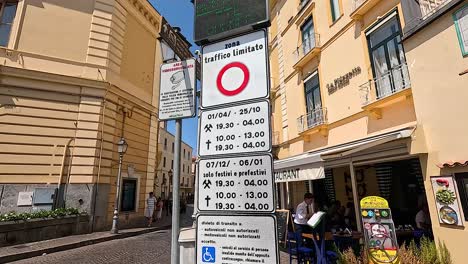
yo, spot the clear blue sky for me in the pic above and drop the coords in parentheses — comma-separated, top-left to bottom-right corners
(149, 0, 199, 155)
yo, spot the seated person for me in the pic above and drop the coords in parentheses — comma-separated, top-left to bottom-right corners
(415, 204, 431, 231)
(294, 193, 316, 234)
(344, 202, 356, 229)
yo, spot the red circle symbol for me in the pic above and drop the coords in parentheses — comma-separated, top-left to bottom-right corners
(216, 62, 250, 96)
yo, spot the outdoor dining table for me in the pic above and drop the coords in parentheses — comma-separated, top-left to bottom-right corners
(302, 230, 417, 241)
(302, 231, 362, 241)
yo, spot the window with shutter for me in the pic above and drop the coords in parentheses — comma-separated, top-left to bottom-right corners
(454, 5, 468, 56)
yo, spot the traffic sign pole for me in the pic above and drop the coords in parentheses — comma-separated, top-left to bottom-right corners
(194, 1, 277, 263)
(171, 119, 182, 264)
(158, 59, 196, 264)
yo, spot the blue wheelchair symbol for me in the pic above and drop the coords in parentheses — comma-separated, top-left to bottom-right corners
(202, 246, 216, 263)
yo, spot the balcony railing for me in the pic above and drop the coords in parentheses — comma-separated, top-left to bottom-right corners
(420, 0, 451, 18)
(292, 34, 320, 66)
(297, 107, 328, 133)
(360, 63, 411, 105)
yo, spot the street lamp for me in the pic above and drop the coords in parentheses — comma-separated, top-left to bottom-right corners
(111, 137, 128, 234)
(168, 169, 173, 198)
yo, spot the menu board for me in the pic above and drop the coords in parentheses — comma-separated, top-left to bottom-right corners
(194, 0, 270, 44)
(430, 176, 464, 226)
(275, 209, 292, 245)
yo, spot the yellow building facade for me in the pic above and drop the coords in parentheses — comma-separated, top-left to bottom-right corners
(401, 0, 468, 261)
(156, 126, 194, 200)
(0, 0, 171, 231)
(270, 0, 467, 261)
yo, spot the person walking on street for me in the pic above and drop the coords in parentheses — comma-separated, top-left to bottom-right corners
(145, 192, 157, 227)
(156, 198, 163, 220)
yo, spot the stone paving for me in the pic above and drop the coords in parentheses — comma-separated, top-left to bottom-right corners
(0, 206, 195, 263)
(10, 230, 173, 264)
(2, 204, 298, 264)
(10, 230, 294, 264)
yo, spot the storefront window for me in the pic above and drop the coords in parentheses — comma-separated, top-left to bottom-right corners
(455, 173, 468, 221)
(121, 179, 137, 212)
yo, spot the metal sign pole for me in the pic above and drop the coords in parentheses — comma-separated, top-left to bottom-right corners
(171, 119, 182, 264)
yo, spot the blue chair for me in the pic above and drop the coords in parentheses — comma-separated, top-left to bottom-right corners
(287, 232, 314, 264)
(324, 235, 355, 264)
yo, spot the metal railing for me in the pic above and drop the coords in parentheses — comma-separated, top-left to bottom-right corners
(352, 0, 368, 13)
(292, 33, 320, 65)
(360, 63, 411, 105)
(297, 107, 328, 133)
(419, 0, 451, 18)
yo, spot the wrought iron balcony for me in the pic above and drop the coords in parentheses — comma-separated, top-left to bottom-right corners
(297, 107, 328, 134)
(360, 63, 411, 105)
(292, 34, 321, 69)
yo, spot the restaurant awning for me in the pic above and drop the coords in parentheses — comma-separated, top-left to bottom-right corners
(274, 127, 415, 183)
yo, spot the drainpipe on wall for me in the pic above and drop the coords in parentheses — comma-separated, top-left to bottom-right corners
(90, 80, 110, 232)
(56, 138, 74, 209)
(60, 107, 80, 208)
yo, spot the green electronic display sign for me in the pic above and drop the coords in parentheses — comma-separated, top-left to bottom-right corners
(194, 0, 270, 45)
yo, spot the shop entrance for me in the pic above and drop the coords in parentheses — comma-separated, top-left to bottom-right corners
(280, 157, 431, 244)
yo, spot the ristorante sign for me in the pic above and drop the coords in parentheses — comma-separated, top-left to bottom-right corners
(274, 164, 325, 183)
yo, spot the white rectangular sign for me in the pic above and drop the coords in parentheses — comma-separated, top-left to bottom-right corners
(198, 101, 271, 156)
(17, 192, 33, 206)
(196, 215, 278, 264)
(159, 59, 196, 120)
(274, 164, 325, 183)
(197, 155, 275, 213)
(201, 30, 269, 108)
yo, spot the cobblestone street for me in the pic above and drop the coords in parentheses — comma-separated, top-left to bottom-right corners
(8, 204, 291, 264)
(11, 230, 173, 264)
(11, 229, 291, 264)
